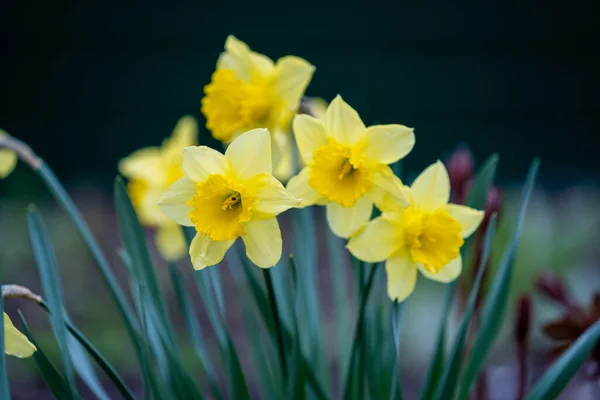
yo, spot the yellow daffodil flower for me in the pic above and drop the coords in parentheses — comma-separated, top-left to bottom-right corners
(201, 35, 315, 181)
(119, 116, 198, 261)
(347, 161, 484, 302)
(0, 131, 18, 179)
(286, 95, 415, 238)
(159, 128, 300, 269)
(3, 313, 36, 358)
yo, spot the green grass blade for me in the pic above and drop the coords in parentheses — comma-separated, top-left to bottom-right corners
(18, 311, 71, 399)
(0, 276, 10, 399)
(342, 262, 380, 400)
(262, 268, 287, 380)
(169, 265, 222, 400)
(419, 152, 500, 400)
(389, 300, 404, 400)
(37, 301, 135, 400)
(224, 332, 251, 400)
(288, 257, 306, 400)
(27, 206, 78, 398)
(526, 319, 600, 400)
(114, 177, 176, 352)
(67, 332, 110, 400)
(36, 164, 143, 362)
(458, 159, 540, 400)
(433, 216, 497, 400)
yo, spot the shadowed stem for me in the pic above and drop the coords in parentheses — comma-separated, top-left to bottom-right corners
(263, 267, 288, 381)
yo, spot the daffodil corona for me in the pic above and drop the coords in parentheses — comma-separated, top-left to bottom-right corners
(159, 128, 300, 269)
(119, 116, 198, 261)
(348, 161, 484, 302)
(201, 35, 315, 180)
(287, 95, 415, 238)
(3, 312, 36, 358)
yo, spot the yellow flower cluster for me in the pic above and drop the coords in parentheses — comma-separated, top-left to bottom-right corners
(120, 35, 484, 302)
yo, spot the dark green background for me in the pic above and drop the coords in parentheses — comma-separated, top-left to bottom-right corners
(1, 2, 598, 187)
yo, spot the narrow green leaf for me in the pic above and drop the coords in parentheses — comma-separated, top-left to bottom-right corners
(169, 265, 222, 400)
(526, 319, 600, 400)
(343, 262, 380, 400)
(288, 257, 306, 400)
(18, 312, 71, 399)
(0, 275, 10, 400)
(458, 159, 540, 400)
(27, 206, 78, 398)
(225, 332, 251, 400)
(433, 216, 497, 400)
(36, 164, 143, 364)
(389, 300, 404, 400)
(262, 267, 287, 380)
(37, 301, 135, 400)
(419, 152, 499, 400)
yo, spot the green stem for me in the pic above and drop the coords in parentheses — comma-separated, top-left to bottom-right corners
(343, 263, 380, 399)
(263, 268, 288, 381)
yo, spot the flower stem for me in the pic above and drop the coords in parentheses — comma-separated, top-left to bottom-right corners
(263, 267, 288, 381)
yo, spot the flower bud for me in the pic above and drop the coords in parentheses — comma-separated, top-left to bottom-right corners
(446, 147, 474, 203)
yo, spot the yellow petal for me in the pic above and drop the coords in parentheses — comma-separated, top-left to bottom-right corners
(347, 216, 400, 262)
(0, 149, 17, 179)
(155, 222, 187, 261)
(189, 233, 234, 270)
(254, 175, 301, 217)
(216, 35, 253, 82)
(325, 95, 366, 146)
(182, 146, 229, 182)
(326, 196, 373, 238)
(364, 125, 415, 164)
(119, 147, 165, 183)
(159, 177, 196, 226)
(162, 116, 199, 162)
(3, 313, 36, 358)
(135, 186, 168, 226)
(410, 160, 450, 211)
(368, 166, 410, 212)
(418, 254, 462, 283)
(385, 253, 418, 302)
(272, 130, 295, 182)
(273, 56, 315, 110)
(249, 52, 275, 77)
(242, 217, 282, 268)
(225, 128, 272, 179)
(293, 114, 327, 164)
(286, 167, 324, 207)
(445, 204, 484, 238)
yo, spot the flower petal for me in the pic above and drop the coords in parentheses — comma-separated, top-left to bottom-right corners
(225, 128, 272, 179)
(293, 114, 327, 164)
(286, 167, 324, 207)
(189, 233, 234, 270)
(347, 216, 400, 262)
(368, 166, 410, 212)
(159, 177, 196, 226)
(162, 116, 199, 162)
(253, 175, 301, 217)
(119, 147, 165, 183)
(419, 254, 462, 283)
(272, 130, 294, 182)
(326, 196, 373, 238)
(410, 160, 450, 211)
(182, 146, 229, 182)
(242, 217, 282, 268)
(155, 222, 187, 261)
(273, 56, 315, 110)
(364, 125, 415, 164)
(249, 52, 275, 77)
(445, 204, 485, 238)
(0, 149, 17, 179)
(3, 312, 36, 358)
(325, 95, 366, 146)
(216, 35, 253, 82)
(385, 253, 418, 302)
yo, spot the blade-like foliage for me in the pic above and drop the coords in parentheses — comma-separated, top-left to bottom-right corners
(0, 274, 9, 400)
(457, 159, 540, 400)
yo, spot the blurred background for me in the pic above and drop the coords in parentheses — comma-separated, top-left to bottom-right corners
(1, 2, 599, 399)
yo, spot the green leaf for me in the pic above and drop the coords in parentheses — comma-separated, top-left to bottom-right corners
(419, 154, 500, 400)
(389, 300, 404, 400)
(0, 275, 10, 400)
(343, 262, 381, 400)
(27, 206, 79, 399)
(225, 332, 251, 400)
(433, 216, 497, 400)
(526, 319, 600, 400)
(36, 163, 143, 364)
(169, 265, 222, 400)
(287, 257, 306, 400)
(457, 159, 540, 400)
(262, 267, 288, 380)
(18, 311, 72, 399)
(37, 300, 135, 400)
